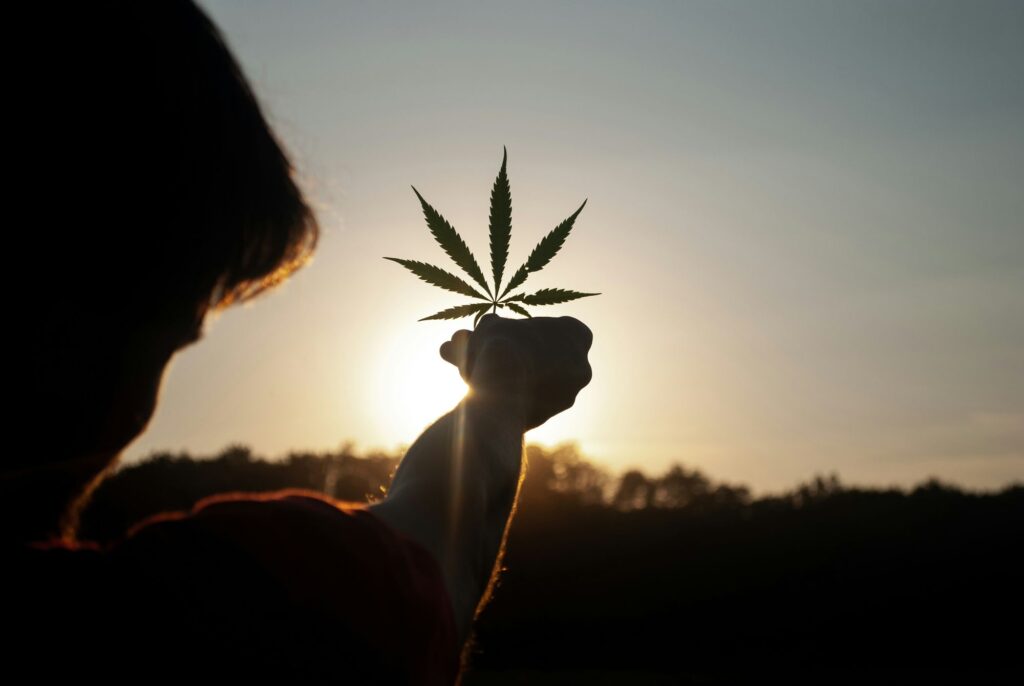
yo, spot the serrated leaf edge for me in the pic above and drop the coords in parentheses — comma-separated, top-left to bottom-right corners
(384, 257, 489, 300)
(412, 186, 493, 298)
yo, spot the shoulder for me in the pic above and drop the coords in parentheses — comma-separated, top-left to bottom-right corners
(121, 488, 461, 683)
(12, 489, 460, 684)
(117, 487, 456, 621)
(121, 488, 438, 601)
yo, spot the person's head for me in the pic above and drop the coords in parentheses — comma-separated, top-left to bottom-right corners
(10, 1, 318, 541)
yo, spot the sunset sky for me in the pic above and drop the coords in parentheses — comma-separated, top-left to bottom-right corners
(125, 0, 1023, 493)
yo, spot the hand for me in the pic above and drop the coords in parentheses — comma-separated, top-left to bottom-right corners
(439, 313, 593, 430)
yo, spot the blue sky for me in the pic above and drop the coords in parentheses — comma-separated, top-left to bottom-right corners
(126, 1, 1023, 492)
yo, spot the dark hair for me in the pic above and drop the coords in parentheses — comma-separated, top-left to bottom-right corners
(52, 0, 319, 319)
(6, 1, 322, 540)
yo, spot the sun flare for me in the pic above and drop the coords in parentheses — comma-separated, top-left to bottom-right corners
(372, 324, 469, 445)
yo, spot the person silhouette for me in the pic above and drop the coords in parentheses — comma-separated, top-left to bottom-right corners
(6, 2, 592, 683)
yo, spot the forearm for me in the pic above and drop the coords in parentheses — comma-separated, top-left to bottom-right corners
(368, 394, 525, 643)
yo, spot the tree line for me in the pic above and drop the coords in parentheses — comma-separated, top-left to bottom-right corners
(79, 443, 1023, 684)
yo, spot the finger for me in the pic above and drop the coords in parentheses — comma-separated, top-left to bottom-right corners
(559, 316, 593, 353)
(475, 312, 502, 331)
(440, 331, 471, 364)
(578, 322, 594, 353)
(570, 358, 593, 390)
(440, 329, 472, 368)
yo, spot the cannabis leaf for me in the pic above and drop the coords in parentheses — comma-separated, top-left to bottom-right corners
(502, 302, 532, 318)
(387, 148, 600, 323)
(382, 258, 488, 300)
(506, 288, 599, 305)
(420, 302, 492, 321)
(489, 148, 512, 296)
(412, 187, 492, 298)
(499, 200, 587, 300)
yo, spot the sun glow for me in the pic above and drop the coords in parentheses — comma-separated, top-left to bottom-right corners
(368, 310, 601, 456)
(371, 323, 469, 445)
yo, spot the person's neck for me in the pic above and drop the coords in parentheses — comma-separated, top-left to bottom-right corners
(0, 451, 117, 547)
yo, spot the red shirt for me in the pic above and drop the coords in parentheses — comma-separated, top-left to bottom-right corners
(9, 489, 460, 684)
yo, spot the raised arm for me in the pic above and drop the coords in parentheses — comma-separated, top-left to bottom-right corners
(368, 314, 593, 645)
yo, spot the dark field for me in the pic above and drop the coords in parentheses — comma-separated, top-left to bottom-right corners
(80, 444, 1023, 684)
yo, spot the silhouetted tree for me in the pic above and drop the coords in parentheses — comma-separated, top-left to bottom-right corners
(651, 463, 710, 508)
(612, 469, 654, 510)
